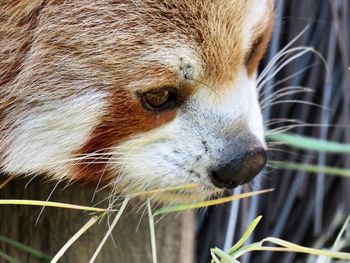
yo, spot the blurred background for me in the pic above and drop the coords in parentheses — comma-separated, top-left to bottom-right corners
(197, 0, 350, 262)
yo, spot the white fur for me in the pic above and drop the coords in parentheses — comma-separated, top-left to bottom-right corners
(3, 91, 107, 178)
(144, 45, 202, 76)
(109, 68, 265, 201)
(127, 45, 202, 91)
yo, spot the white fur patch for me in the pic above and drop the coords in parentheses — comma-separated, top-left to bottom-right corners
(142, 44, 201, 72)
(127, 45, 202, 91)
(3, 91, 107, 178)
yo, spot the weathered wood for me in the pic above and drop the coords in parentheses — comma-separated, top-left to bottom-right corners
(0, 179, 195, 263)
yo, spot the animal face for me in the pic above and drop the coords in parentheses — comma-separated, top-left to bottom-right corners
(0, 0, 274, 202)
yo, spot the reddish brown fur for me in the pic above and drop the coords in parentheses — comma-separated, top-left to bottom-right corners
(75, 89, 178, 181)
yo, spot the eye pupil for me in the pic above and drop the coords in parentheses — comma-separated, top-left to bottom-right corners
(145, 90, 170, 107)
(138, 88, 179, 112)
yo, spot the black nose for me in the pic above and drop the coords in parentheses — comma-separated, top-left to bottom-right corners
(210, 148, 266, 189)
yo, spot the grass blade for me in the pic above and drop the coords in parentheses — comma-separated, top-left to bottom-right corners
(270, 161, 350, 178)
(230, 242, 264, 259)
(218, 216, 350, 261)
(153, 189, 273, 216)
(266, 133, 350, 154)
(227, 216, 263, 255)
(230, 239, 350, 261)
(0, 235, 52, 261)
(262, 237, 350, 260)
(130, 184, 197, 198)
(210, 250, 222, 263)
(332, 215, 350, 250)
(211, 247, 238, 263)
(51, 215, 102, 263)
(89, 197, 129, 263)
(147, 199, 157, 263)
(0, 251, 19, 263)
(0, 200, 106, 213)
(324, 215, 350, 263)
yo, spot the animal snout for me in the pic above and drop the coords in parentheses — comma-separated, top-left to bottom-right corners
(210, 147, 266, 189)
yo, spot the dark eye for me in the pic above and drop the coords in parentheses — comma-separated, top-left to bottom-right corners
(138, 88, 179, 112)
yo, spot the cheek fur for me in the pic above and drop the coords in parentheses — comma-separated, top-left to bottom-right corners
(73, 90, 177, 182)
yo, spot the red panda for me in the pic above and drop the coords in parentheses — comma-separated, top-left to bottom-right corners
(0, 0, 274, 202)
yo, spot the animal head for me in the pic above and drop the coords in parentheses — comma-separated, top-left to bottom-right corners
(0, 0, 274, 202)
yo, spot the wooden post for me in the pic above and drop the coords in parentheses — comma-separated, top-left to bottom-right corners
(0, 178, 195, 263)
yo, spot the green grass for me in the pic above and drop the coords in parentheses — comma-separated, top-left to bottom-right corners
(0, 235, 52, 261)
(270, 161, 350, 178)
(0, 251, 19, 263)
(153, 189, 273, 216)
(210, 216, 350, 262)
(266, 133, 350, 154)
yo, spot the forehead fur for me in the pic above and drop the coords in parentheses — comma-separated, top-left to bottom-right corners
(131, 0, 250, 85)
(129, 0, 274, 85)
(0, 0, 274, 134)
(0, 0, 274, 96)
(119, 0, 274, 85)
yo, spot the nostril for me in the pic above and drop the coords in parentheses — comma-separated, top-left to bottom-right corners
(210, 170, 240, 189)
(209, 147, 267, 189)
(241, 148, 267, 183)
